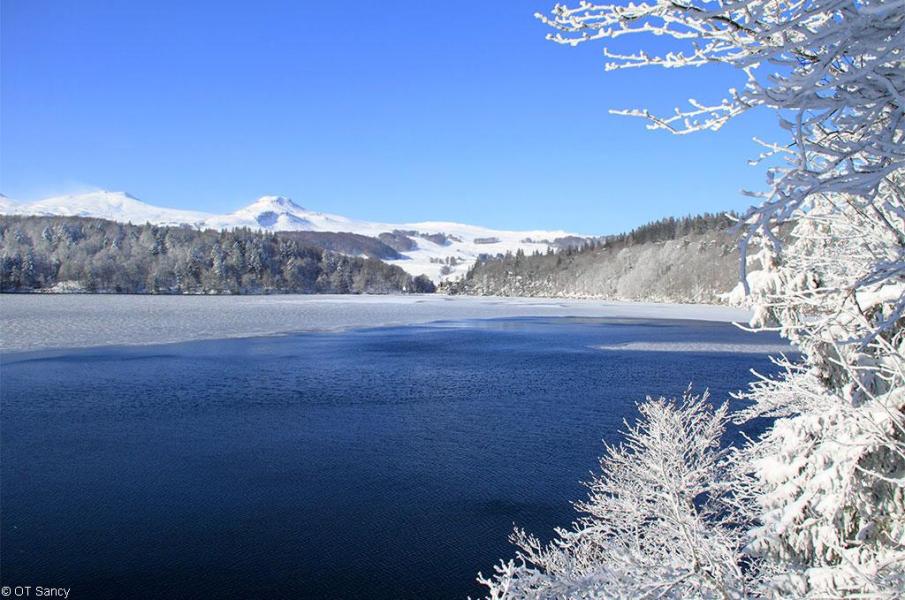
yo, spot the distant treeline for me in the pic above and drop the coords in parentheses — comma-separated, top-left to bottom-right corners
(606, 212, 737, 246)
(469, 212, 738, 265)
(449, 212, 741, 302)
(0, 215, 436, 294)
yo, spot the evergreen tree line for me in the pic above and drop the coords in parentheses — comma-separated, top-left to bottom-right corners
(460, 211, 738, 280)
(0, 215, 436, 294)
(609, 211, 737, 247)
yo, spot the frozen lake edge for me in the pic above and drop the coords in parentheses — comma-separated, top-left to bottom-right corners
(0, 294, 754, 353)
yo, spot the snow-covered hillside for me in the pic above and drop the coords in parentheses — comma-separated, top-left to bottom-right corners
(3, 191, 212, 228)
(1, 191, 588, 281)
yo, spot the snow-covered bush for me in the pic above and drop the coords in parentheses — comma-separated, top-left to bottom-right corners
(479, 391, 749, 599)
(481, 0, 904, 597)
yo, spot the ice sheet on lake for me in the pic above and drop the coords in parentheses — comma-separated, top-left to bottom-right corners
(0, 294, 752, 353)
(592, 341, 793, 354)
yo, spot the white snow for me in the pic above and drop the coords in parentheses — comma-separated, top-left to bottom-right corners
(2, 191, 213, 228)
(0, 294, 751, 353)
(592, 341, 793, 354)
(0, 194, 18, 213)
(0, 191, 587, 281)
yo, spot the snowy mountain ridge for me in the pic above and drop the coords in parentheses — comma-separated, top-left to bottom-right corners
(0, 191, 588, 281)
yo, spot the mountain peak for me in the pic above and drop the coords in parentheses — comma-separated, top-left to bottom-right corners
(44, 190, 144, 206)
(226, 195, 312, 229)
(67, 189, 131, 198)
(247, 195, 304, 212)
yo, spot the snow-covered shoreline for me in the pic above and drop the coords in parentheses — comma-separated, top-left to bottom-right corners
(0, 294, 752, 354)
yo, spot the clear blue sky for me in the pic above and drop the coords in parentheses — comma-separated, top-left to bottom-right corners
(1, 0, 778, 235)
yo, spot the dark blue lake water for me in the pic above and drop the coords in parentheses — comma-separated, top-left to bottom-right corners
(1, 317, 783, 599)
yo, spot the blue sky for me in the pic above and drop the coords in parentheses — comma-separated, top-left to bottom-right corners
(1, 0, 779, 235)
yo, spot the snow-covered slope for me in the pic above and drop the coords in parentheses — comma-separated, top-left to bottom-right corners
(2, 191, 212, 228)
(1, 191, 588, 281)
(0, 195, 18, 213)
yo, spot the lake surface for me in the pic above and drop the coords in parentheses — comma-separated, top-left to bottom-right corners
(1, 312, 784, 599)
(0, 294, 753, 353)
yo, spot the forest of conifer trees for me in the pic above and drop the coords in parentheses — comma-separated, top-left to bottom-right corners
(0, 215, 436, 295)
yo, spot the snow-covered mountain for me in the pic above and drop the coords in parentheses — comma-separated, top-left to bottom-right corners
(3, 191, 213, 228)
(1, 191, 589, 281)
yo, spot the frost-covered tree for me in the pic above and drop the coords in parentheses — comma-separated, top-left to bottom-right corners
(479, 391, 749, 599)
(727, 179, 905, 596)
(481, 1, 904, 597)
(535, 0, 903, 276)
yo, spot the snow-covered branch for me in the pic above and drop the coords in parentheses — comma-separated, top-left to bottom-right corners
(480, 391, 750, 598)
(537, 0, 904, 266)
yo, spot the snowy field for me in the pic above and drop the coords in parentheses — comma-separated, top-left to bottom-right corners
(0, 294, 753, 353)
